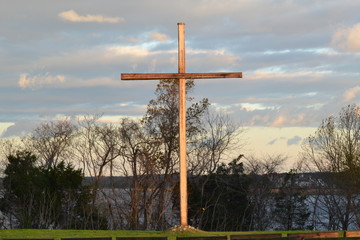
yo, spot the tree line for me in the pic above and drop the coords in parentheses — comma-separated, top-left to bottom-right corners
(0, 80, 360, 231)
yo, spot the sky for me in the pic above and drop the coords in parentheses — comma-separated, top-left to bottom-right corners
(1, 0, 360, 167)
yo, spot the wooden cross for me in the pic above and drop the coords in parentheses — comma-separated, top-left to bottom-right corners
(121, 23, 242, 226)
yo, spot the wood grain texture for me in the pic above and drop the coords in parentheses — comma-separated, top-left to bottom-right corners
(121, 72, 242, 80)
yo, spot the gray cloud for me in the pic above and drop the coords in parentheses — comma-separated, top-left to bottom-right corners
(267, 138, 278, 145)
(1, 0, 360, 130)
(287, 136, 303, 146)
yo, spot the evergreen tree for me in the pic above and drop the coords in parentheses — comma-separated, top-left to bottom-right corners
(188, 155, 251, 231)
(1, 151, 41, 228)
(0, 150, 104, 229)
(272, 169, 311, 230)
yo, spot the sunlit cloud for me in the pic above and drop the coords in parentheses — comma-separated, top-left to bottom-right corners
(331, 23, 360, 52)
(271, 115, 287, 127)
(305, 103, 324, 110)
(242, 103, 275, 111)
(343, 86, 360, 102)
(98, 115, 142, 123)
(108, 45, 152, 57)
(271, 113, 306, 127)
(149, 32, 170, 42)
(248, 70, 322, 81)
(18, 73, 66, 89)
(58, 10, 123, 23)
(264, 48, 335, 56)
(211, 103, 234, 115)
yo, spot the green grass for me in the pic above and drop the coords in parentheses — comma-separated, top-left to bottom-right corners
(0, 229, 345, 240)
(0, 229, 226, 240)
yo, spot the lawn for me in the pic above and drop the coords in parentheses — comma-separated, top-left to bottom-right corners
(0, 229, 343, 240)
(0, 229, 286, 240)
(0, 229, 228, 240)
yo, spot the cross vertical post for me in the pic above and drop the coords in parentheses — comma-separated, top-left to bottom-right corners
(121, 23, 242, 228)
(177, 22, 188, 226)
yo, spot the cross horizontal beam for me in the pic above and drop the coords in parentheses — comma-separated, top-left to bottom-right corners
(121, 72, 242, 80)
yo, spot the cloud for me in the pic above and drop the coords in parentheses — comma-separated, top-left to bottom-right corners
(1, 120, 40, 137)
(268, 136, 288, 145)
(271, 114, 306, 127)
(109, 45, 152, 57)
(248, 70, 326, 81)
(287, 136, 302, 146)
(271, 115, 287, 127)
(149, 32, 170, 42)
(18, 73, 66, 89)
(331, 23, 360, 52)
(267, 138, 278, 145)
(58, 10, 123, 23)
(343, 86, 360, 102)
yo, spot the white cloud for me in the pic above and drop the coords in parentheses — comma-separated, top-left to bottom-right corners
(248, 70, 324, 81)
(1, 120, 40, 137)
(58, 10, 123, 23)
(18, 73, 66, 89)
(98, 115, 142, 123)
(331, 23, 360, 52)
(108, 45, 151, 57)
(343, 86, 360, 102)
(242, 103, 273, 111)
(0, 122, 14, 138)
(149, 32, 170, 42)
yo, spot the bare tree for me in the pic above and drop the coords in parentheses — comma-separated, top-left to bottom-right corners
(0, 77, 248, 230)
(188, 110, 244, 176)
(114, 119, 167, 230)
(26, 119, 77, 169)
(185, 110, 247, 230)
(301, 104, 360, 230)
(244, 154, 286, 230)
(75, 116, 120, 178)
(72, 115, 122, 229)
(0, 119, 76, 171)
(0, 137, 26, 174)
(137, 79, 210, 230)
